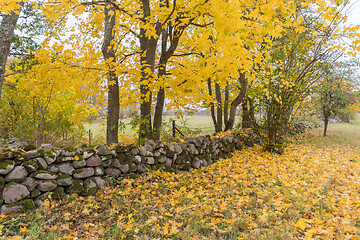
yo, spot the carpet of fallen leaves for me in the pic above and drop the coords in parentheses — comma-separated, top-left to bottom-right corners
(2, 132, 360, 239)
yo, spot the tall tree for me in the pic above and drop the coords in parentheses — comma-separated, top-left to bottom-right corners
(0, 2, 24, 100)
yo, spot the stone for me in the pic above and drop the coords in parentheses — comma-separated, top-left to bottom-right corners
(3, 183, 30, 203)
(21, 177, 38, 191)
(137, 165, 147, 174)
(165, 159, 172, 169)
(62, 150, 76, 157)
(168, 137, 179, 143)
(154, 151, 161, 158)
(36, 180, 57, 192)
(83, 177, 97, 196)
(5, 166, 28, 182)
(0, 160, 15, 175)
(57, 174, 74, 187)
(0, 176, 4, 188)
(166, 143, 175, 152)
(35, 157, 48, 170)
(174, 145, 183, 155)
(200, 159, 208, 167)
(73, 168, 94, 179)
(44, 155, 56, 165)
(32, 171, 58, 180)
(146, 157, 155, 165)
(131, 148, 140, 155)
(144, 143, 153, 152)
(26, 150, 41, 159)
(188, 144, 198, 155)
(86, 155, 101, 167)
(72, 159, 86, 168)
(158, 156, 167, 164)
(134, 155, 142, 163)
(191, 159, 201, 169)
(24, 160, 38, 173)
(66, 179, 83, 195)
(1, 199, 35, 214)
(207, 159, 213, 165)
(30, 189, 41, 198)
(34, 192, 50, 206)
(1, 204, 22, 214)
(58, 162, 74, 175)
(139, 147, 147, 156)
(101, 159, 111, 168)
(98, 146, 111, 156)
(104, 168, 121, 176)
(48, 165, 59, 173)
(40, 144, 52, 149)
(119, 164, 129, 174)
(94, 166, 104, 176)
(52, 187, 65, 200)
(111, 158, 121, 168)
(94, 177, 106, 188)
(83, 151, 94, 159)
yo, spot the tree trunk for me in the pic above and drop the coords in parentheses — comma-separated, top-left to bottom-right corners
(0, 4, 23, 100)
(102, 1, 119, 144)
(138, 0, 159, 142)
(323, 108, 330, 137)
(224, 82, 229, 127)
(215, 83, 222, 132)
(153, 85, 165, 141)
(242, 97, 257, 129)
(208, 78, 217, 128)
(224, 72, 248, 131)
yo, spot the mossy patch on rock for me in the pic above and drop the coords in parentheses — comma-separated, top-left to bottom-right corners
(0, 160, 15, 175)
(82, 177, 97, 196)
(24, 160, 38, 173)
(8, 199, 35, 211)
(52, 187, 65, 200)
(66, 179, 83, 195)
(30, 189, 41, 198)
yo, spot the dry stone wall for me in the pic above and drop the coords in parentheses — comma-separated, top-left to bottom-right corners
(0, 130, 261, 214)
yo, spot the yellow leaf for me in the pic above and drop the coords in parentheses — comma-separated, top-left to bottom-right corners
(19, 226, 28, 233)
(295, 218, 308, 231)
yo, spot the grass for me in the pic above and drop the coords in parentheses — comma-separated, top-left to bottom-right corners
(3, 115, 360, 239)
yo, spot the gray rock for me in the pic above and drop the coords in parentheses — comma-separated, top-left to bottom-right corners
(111, 158, 121, 168)
(48, 165, 59, 173)
(139, 147, 147, 156)
(146, 151, 153, 157)
(26, 150, 41, 159)
(110, 150, 117, 157)
(34, 192, 50, 206)
(98, 146, 111, 156)
(104, 168, 121, 176)
(0, 160, 15, 175)
(1, 204, 23, 214)
(158, 156, 167, 164)
(134, 155, 142, 163)
(40, 144, 52, 149)
(36, 180, 57, 192)
(119, 164, 129, 173)
(94, 166, 104, 175)
(200, 159, 208, 167)
(83, 178, 97, 196)
(62, 151, 75, 157)
(146, 157, 155, 165)
(73, 159, 86, 168)
(44, 155, 56, 165)
(154, 151, 161, 158)
(174, 145, 183, 154)
(52, 187, 65, 200)
(94, 177, 106, 188)
(144, 143, 153, 152)
(165, 159, 172, 169)
(86, 155, 101, 167)
(57, 174, 73, 187)
(35, 157, 48, 170)
(61, 156, 74, 162)
(58, 163, 74, 175)
(21, 177, 38, 191)
(101, 159, 111, 168)
(83, 151, 94, 159)
(73, 168, 94, 179)
(178, 142, 187, 150)
(24, 160, 38, 173)
(188, 144, 198, 155)
(137, 165, 147, 174)
(131, 148, 139, 155)
(207, 159, 213, 165)
(166, 143, 175, 152)
(191, 159, 201, 169)
(5, 166, 28, 182)
(32, 171, 58, 180)
(168, 137, 179, 143)
(66, 180, 83, 195)
(3, 183, 30, 203)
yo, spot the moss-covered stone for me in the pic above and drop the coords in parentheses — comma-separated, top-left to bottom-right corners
(5, 181, 17, 188)
(52, 187, 65, 200)
(43, 149, 55, 158)
(0, 176, 4, 188)
(62, 145, 76, 152)
(30, 189, 41, 198)
(82, 177, 97, 196)
(37, 148, 45, 156)
(24, 160, 38, 173)
(24, 144, 36, 151)
(0, 160, 15, 175)
(129, 173, 138, 179)
(8, 199, 35, 211)
(66, 179, 83, 195)
(74, 168, 84, 174)
(0, 154, 5, 161)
